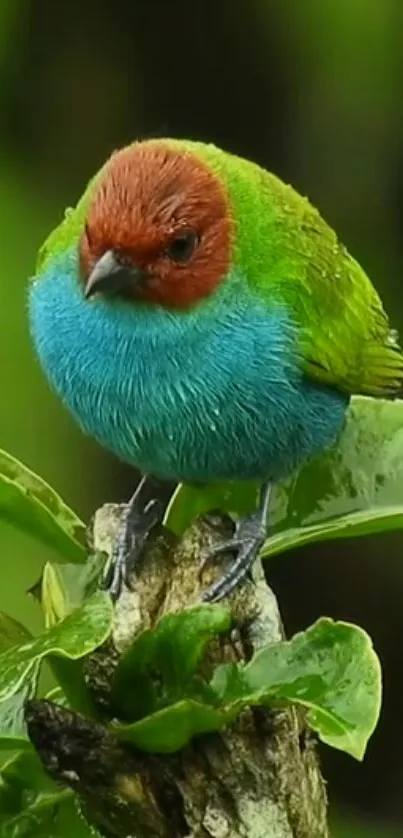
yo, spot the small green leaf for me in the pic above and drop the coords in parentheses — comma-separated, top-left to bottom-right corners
(212, 618, 381, 760)
(114, 699, 231, 752)
(41, 552, 105, 627)
(0, 592, 113, 704)
(112, 604, 231, 720)
(41, 562, 69, 628)
(0, 448, 86, 563)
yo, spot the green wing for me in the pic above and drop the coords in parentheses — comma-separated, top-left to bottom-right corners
(201, 145, 403, 400)
(231, 163, 403, 399)
(294, 214, 403, 398)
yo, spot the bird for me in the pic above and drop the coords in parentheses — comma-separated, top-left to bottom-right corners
(28, 138, 403, 602)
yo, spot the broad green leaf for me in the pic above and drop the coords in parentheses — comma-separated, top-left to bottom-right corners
(0, 592, 113, 704)
(166, 397, 403, 557)
(112, 604, 231, 720)
(262, 396, 403, 558)
(0, 448, 86, 563)
(114, 618, 380, 760)
(212, 618, 381, 760)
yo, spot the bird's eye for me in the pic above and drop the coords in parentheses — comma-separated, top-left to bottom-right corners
(166, 230, 199, 263)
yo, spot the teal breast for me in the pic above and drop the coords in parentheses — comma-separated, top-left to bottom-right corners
(29, 249, 348, 482)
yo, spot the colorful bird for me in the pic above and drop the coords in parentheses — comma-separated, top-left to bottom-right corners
(29, 139, 403, 600)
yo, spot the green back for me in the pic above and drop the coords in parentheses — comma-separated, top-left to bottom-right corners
(37, 138, 403, 398)
(188, 139, 403, 398)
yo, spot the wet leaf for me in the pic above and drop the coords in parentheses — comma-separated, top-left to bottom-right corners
(263, 396, 403, 558)
(212, 618, 381, 761)
(114, 618, 381, 760)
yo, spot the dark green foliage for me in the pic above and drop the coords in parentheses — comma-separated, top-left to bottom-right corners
(1, 395, 402, 833)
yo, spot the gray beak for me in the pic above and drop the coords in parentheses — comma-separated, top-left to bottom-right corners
(84, 250, 148, 299)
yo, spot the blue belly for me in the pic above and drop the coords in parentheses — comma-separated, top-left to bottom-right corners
(29, 250, 348, 482)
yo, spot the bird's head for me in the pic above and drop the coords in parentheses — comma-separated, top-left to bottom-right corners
(80, 141, 232, 309)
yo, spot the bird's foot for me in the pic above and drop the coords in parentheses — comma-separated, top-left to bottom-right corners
(200, 482, 272, 603)
(102, 476, 175, 600)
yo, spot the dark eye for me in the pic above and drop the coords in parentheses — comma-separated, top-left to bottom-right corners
(166, 230, 199, 263)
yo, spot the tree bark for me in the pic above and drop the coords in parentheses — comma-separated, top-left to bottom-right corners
(26, 504, 330, 838)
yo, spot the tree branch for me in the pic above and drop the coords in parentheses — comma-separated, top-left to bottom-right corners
(26, 504, 329, 838)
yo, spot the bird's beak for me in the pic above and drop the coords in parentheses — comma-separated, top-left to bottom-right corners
(84, 250, 148, 299)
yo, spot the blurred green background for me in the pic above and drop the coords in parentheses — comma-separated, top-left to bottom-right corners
(1, 0, 403, 835)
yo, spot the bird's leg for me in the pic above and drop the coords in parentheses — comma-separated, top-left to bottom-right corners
(200, 481, 272, 603)
(102, 476, 177, 600)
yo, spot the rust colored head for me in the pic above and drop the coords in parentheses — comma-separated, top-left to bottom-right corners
(79, 141, 232, 308)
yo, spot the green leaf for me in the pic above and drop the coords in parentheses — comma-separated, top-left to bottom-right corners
(0, 793, 96, 838)
(0, 748, 97, 837)
(111, 604, 231, 720)
(0, 592, 113, 704)
(41, 563, 68, 628)
(212, 618, 381, 760)
(0, 613, 33, 655)
(0, 665, 40, 752)
(166, 396, 403, 557)
(0, 448, 86, 563)
(114, 699, 230, 752)
(41, 552, 105, 628)
(262, 396, 403, 559)
(114, 618, 381, 760)
(0, 614, 38, 752)
(165, 481, 260, 534)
